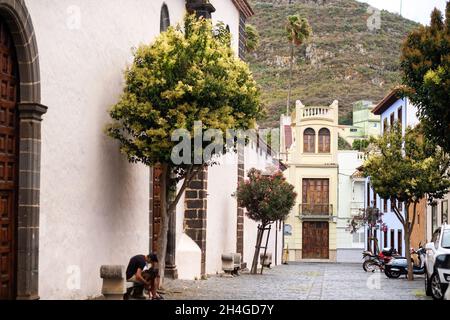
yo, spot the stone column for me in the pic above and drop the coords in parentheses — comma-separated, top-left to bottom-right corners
(184, 168, 208, 277)
(16, 103, 47, 300)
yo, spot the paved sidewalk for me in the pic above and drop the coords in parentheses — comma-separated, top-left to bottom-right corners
(163, 263, 430, 300)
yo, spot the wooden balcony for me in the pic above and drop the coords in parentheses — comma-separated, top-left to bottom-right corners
(299, 203, 333, 219)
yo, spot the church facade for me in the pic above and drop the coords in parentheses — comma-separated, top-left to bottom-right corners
(0, 0, 283, 300)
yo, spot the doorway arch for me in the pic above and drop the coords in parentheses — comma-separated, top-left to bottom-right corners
(0, 0, 46, 300)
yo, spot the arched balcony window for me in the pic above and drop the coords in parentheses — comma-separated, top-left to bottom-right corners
(160, 3, 171, 32)
(303, 128, 316, 153)
(319, 128, 331, 153)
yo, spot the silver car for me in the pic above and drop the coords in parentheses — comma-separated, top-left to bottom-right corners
(425, 224, 450, 300)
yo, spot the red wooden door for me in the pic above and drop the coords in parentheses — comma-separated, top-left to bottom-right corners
(152, 166, 162, 252)
(0, 20, 18, 300)
(302, 222, 329, 259)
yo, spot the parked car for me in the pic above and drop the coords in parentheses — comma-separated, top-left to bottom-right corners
(425, 224, 450, 300)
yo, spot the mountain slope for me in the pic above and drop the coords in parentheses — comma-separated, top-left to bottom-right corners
(246, 0, 419, 127)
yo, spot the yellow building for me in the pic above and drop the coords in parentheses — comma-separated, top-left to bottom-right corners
(280, 100, 339, 262)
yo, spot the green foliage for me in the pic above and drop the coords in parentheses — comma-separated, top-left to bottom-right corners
(245, 24, 260, 53)
(352, 139, 370, 151)
(400, 2, 450, 153)
(236, 169, 296, 225)
(362, 124, 450, 281)
(338, 136, 352, 150)
(107, 15, 262, 175)
(285, 14, 312, 46)
(362, 125, 450, 206)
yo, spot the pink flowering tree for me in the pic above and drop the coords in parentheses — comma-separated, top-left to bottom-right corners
(236, 168, 296, 274)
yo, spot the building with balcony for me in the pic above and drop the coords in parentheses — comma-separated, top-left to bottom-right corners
(280, 100, 339, 261)
(336, 151, 366, 263)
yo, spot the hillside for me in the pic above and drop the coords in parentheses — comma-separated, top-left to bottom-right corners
(246, 0, 419, 127)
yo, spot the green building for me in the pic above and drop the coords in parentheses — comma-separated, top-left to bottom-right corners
(339, 100, 381, 147)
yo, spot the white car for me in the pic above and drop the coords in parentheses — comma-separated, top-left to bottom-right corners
(425, 224, 450, 300)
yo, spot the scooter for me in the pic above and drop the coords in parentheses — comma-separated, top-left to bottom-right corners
(384, 245, 426, 279)
(363, 247, 400, 272)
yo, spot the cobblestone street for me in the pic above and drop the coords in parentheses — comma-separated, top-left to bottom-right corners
(164, 263, 430, 300)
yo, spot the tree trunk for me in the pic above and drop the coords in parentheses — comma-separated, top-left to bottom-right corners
(404, 225, 413, 281)
(287, 42, 294, 115)
(156, 164, 200, 286)
(156, 164, 170, 286)
(251, 224, 265, 274)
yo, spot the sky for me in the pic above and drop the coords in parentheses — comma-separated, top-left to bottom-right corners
(357, 0, 448, 25)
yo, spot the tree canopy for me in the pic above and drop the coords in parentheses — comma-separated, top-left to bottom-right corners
(236, 168, 296, 226)
(107, 15, 262, 176)
(363, 125, 450, 212)
(285, 15, 312, 46)
(106, 14, 263, 280)
(362, 124, 450, 280)
(401, 2, 450, 153)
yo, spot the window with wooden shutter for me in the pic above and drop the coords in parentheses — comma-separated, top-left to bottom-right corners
(318, 128, 331, 153)
(303, 128, 316, 153)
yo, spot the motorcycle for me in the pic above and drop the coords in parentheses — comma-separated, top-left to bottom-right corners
(384, 245, 426, 279)
(363, 247, 400, 272)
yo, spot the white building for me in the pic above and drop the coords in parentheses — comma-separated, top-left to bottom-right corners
(336, 151, 366, 263)
(365, 89, 426, 255)
(0, 0, 283, 300)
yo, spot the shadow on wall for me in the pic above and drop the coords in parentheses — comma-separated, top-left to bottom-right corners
(95, 73, 150, 272)
(97, 127, 149, 258)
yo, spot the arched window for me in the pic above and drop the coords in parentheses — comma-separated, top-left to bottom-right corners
(319, 128, 331, 153)
(303, 128, 316, 153)
(160, 3, 170, 32)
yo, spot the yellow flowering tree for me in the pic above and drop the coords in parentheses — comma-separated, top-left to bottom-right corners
(107, 15, 262, 279)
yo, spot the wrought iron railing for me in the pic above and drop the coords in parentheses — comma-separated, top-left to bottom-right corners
(299, 203, 333, 216)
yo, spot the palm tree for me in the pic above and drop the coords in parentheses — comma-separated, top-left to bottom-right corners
(285, 15, 312, 115)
